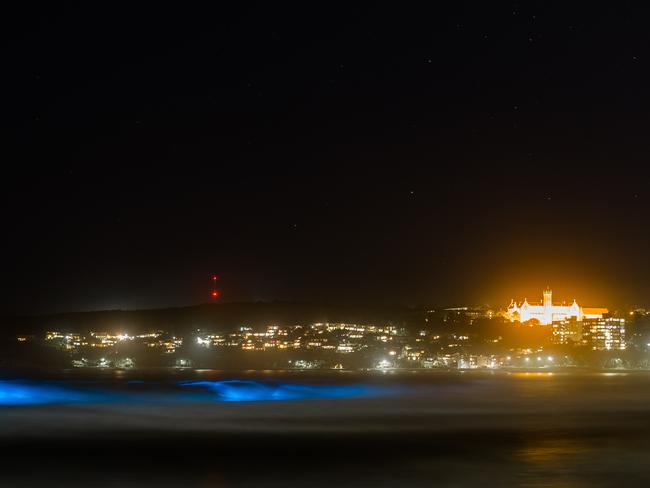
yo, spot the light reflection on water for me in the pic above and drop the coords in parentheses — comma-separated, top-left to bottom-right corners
(516, 437, 591, 487)
(510, 372, 555, 378)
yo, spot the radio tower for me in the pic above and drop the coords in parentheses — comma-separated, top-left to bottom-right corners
(211, 275, 220, 300)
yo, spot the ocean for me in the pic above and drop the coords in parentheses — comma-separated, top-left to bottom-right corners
(2, 369, 650, 487)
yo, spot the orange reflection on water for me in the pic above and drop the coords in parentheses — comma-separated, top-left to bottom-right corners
(510, 372, 555, 379)
(516, 437, 591, 486)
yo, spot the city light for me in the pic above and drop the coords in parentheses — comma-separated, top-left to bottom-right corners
(376, 359, 393, 369)
(11, 290, 637, 370)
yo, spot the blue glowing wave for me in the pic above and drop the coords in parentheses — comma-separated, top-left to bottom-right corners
(0, 380, 396, 406)
(179, 380, 393, 402)
(0, 381, 101, 406)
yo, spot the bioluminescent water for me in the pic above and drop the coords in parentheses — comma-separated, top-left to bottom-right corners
(0, 381, 105, 406)
(0, 379, 395, 406)
(179, 380, 392, 402)
(6, 372, 650, 488)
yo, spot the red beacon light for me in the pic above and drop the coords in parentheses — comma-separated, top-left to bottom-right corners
(210, 275, 221, 299)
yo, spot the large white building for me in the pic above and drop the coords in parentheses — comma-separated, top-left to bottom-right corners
(505, 288, 608, 325)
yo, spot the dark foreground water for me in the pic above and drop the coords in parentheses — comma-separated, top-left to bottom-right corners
(2, 370, 650, 487)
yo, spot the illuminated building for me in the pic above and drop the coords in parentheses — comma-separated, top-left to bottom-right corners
(582, 318, 626, 350)
(458, 355, 496, 369)
(552, 319, 583, 344)
(505, 288, 608, 325)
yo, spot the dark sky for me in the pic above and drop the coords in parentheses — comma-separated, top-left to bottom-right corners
(3, 2, 650, 314)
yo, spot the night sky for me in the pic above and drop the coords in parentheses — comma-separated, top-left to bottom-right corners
(3, 2, 650, 314)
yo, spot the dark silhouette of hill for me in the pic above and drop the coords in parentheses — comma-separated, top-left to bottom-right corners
(0, 301, 425, 338)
